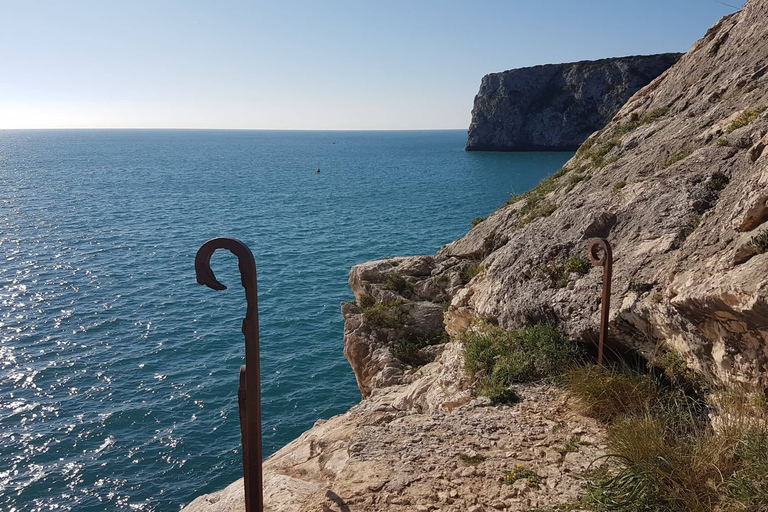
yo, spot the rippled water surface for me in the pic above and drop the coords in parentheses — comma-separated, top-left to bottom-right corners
(0, 130, 572, 511)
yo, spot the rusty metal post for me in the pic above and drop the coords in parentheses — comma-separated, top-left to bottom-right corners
(195, 237, 263, 512)
(587, 238, 613, 367)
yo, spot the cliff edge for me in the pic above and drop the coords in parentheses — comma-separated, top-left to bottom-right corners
(183, 1, 768, 509)
(465, 54, 681, 151)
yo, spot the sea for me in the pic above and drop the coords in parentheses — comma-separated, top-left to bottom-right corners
(0, 129, 573, 511)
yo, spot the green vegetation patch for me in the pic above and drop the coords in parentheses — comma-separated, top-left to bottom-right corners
(361, 299, 408, 328)
(728, 105, 768, 132)
(570, 363, 768, 512)
(520, 201, 558, 226)
(382, 273, 411, 294)
(581, 139, 621, 168)
(716, 137, 730, 147)
(471, 216, 487, 228)
(459, 453, 486, 465)
(459, 263, 484, 284)
(539, 255, 591, 288)
(612, 180, 627, 194)
(748, 231, 768, 254)
(565, 255, 591, 275)
(706, 171, 730, 192)
(629, 282, 654, 294)
(390, 331, 449, 366)
(464, 324, 583, 404)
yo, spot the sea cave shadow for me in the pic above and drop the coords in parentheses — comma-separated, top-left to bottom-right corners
(323, 490, 351, 512)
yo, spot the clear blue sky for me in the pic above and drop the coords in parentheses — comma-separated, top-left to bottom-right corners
(0, 0, 745, 130)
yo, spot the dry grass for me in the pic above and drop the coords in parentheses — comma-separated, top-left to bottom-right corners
(570, 365, 768, 512)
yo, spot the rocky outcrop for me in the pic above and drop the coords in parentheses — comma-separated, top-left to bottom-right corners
(184, 2, 768, 509)
(466, 54, 681, 151)
(454, 0, 768, 394)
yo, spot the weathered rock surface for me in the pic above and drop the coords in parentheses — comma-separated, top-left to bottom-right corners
(455, 0, 768, 394)
(184, 2, 768, 510)
(466, 54, 682, 151)
(183, 372, 606, 512)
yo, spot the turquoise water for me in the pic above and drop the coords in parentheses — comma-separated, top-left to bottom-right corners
(0, 129, 572, 511)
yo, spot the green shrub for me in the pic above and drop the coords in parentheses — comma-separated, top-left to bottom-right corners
(748, 231, 768, 254)
(574, 363, 768, 512)
(459, 264, 483, 284)
(433, 274, 450, 285)
(728, 105, 768, 132)
(565, 254, 591, 275)
(716, 137, 730, 147)
(390, 331, 449, 366)
(612, 180, 627, 194)
(471, 216, 487, 228)
(464, 324, 582, 386)
(476, 378, 521, 404)
(538, 259, 569, 288)
(361, 300, 408, 328)
(583, 139, 621, 168)
(706, 171, 730, 192)
(383, 273, 411, 294)
(358, 294, 376, 309)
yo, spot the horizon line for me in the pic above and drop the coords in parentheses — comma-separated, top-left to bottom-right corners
(0, 127, 470, 132)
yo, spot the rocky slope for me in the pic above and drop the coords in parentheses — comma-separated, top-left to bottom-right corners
(466, 54, 681, 151)
(184, 1, 768, 509)
(183, 353, 607, 512)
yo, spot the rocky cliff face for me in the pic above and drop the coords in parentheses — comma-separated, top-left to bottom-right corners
(466, 54, 682, 151)
(183, 2, 768, 509)
(383, 0, 766, 396)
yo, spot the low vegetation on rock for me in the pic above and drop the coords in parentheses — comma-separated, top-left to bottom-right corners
(567, 363, 768, 512)
(360, 299, 408, 328)
(728, 105, 768, 132)
(463, 324, 582, 404)
(748, 231, 768, 254)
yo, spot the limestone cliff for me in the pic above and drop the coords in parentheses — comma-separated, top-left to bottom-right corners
(183, 2, 768, 510)
(466, 54, 681, 151)
(413, 0, 767, 395)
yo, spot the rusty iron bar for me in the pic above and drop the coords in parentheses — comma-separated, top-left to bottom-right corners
(587, 238, 613, 367)
(195, 237, 263, 512)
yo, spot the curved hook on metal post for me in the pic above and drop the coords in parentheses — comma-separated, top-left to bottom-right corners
(195, 237, 263, 512)
(587, 238, 613, 367)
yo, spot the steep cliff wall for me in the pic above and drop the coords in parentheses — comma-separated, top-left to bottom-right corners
(353, 0, 768, 396)
(466, 54, 681, 151)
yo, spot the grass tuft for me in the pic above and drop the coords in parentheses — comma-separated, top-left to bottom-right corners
(574, 364, 768, 512)
(383, 273, 411, 294)
(565, 254, 592, 275)
(471, 216, 487, 228)
(612, 180, 627, 194)
(361, 299, 408, 328)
